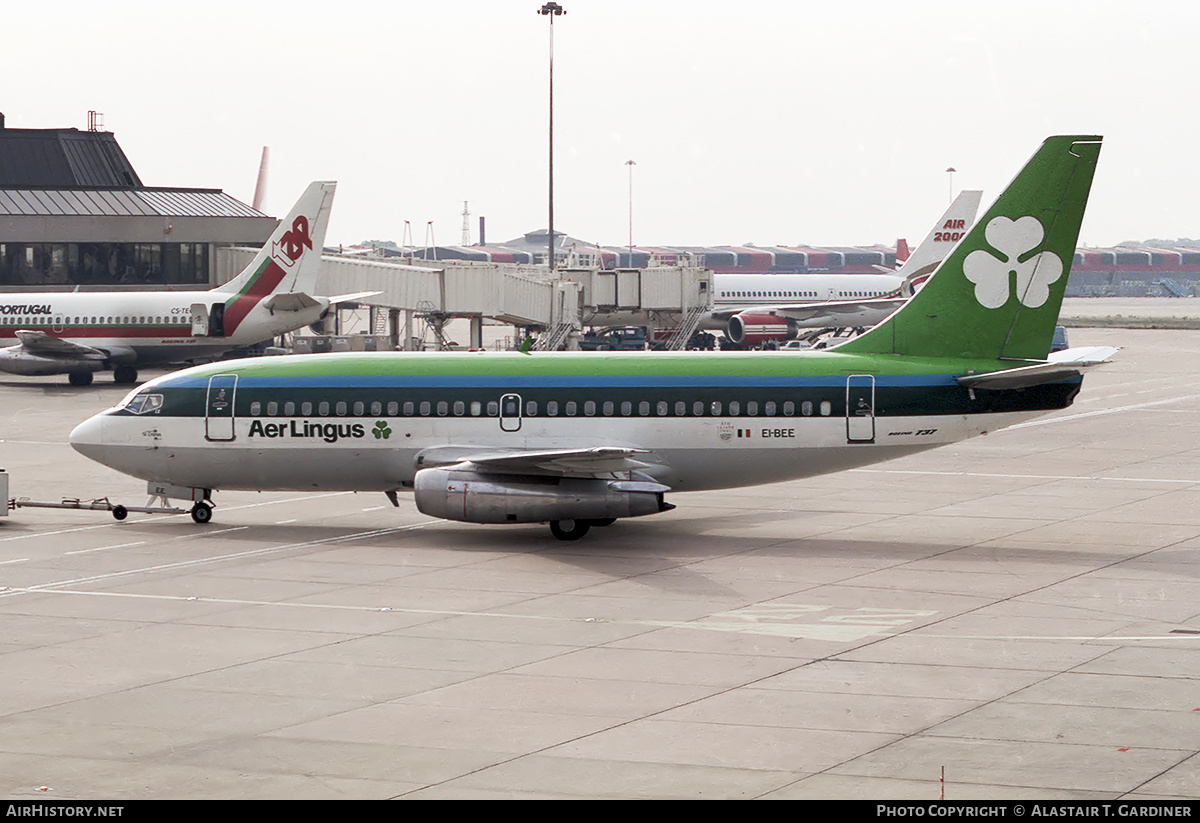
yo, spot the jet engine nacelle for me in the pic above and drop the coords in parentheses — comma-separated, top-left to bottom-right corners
(413, 465, 673, 524)
(727, 313, 797, 346)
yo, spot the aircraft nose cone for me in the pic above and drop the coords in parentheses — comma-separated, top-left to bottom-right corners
(69, 414, 106, 459)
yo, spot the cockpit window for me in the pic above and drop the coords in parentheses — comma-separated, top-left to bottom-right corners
(123, 392, 164, 415)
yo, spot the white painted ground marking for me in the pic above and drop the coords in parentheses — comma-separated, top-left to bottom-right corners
(1001, 393, 1200, 431)
(0, 521, 436, 599)
(65, 541, 148, 555)
(852, 468, 1200, 485)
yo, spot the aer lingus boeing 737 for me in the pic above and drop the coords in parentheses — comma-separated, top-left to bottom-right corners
(70, 136, 1114, 540)
(0, 181, 358, 385)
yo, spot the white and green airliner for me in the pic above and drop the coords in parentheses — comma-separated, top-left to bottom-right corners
(70, 136, 1113, 540)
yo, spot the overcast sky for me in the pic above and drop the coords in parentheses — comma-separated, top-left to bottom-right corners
(4, 1, 1196, 249)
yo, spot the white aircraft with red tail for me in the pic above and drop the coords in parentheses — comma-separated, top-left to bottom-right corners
(0, 181, 363, 385)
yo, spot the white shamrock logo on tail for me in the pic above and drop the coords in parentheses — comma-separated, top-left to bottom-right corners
(963, 216, 1063, 309)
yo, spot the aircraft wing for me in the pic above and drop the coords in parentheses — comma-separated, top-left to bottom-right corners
(417, 445, 660, 479)
(14, 330, 107, 359)
(956, 346, 1119, 390)
(711, 296, 907, 323)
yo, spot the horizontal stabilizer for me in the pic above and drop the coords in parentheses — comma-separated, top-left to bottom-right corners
(327, 291, 383, 305)
(263, 292, 322, 312)
(957, 346, 1118, 390)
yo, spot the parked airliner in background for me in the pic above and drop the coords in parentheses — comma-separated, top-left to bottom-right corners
(0, 181, 362, 386)
(706, 190, 982, 345)
(71, 137, 1113, 541)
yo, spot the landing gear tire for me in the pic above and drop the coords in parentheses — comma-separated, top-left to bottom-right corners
(113, 365, 138, 384)
(190, 502, 213, 524)
(68, 371, 93, 387)
(549, 519, 590, 541)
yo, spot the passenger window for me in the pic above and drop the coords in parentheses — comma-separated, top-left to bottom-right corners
(486, 401, 498, 416)
(250, 401, 262, 416)
(437, 401, 449, 416)
(566, 401, 577, 416)
(783, 401, 795, 416)
(267, 401, 278, 416)
(693, 400, 704, 416)
(335, 401, 347, 416)
(710, 401, 723, 416)
(285, 401, 295, 416)
(765, 401, 776, 416)
(354, 401, 365, 415)
(657, 401, 668, 416)
(403, 401, 414, 415)
(453, 401, 465, 416)
(318, 401, 330, 416)
(675, 401, 686, 416)
(729, 401, 741, 416)
(746, 401, 758, 416)
(639, 401, 650, 416)
(620, 401, 631, 416)
(584, 401, 596, 416)
(525, 400, 537, 416)
(547, 401, 558, 416)
(419, 401, 431, 415)
(470, 401, 482, 416)
(801, 401, 813, 416)
(820, 401, 832, 416)
(301, 402, 313, 415)
(369, 401, 381, 415)
(387, 401, 398, 415)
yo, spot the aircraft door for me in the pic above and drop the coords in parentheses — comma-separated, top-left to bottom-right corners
(205, 374, 238, 442)
(209, 303, 226, 338)
(499, 393, 522, 432)
(846, 375, 875, 443)
(190, 303, 209, 337)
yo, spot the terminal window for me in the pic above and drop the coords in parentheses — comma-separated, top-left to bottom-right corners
(0, 242, 209, 287)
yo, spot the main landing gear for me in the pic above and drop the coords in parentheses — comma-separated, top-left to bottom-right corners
(66, 367, 137, 387)
(548, 518, 616, 541)
(113, 365, 138, 384)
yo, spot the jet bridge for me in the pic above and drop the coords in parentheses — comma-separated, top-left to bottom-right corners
(216, 249, 712, 350)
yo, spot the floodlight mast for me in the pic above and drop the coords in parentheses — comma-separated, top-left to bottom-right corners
(538, 2, 565, 272)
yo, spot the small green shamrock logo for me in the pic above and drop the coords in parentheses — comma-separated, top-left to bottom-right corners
(372, 420, 391, 440)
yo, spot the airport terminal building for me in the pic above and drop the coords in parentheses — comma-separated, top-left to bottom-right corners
(0, 113, 275, 290)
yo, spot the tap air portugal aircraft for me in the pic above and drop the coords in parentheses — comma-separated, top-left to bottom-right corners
(0, 181, 357, 386)
(71, 137, 1115, 541)
(706, 189, 983, 346)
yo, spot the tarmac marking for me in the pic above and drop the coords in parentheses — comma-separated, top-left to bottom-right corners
(1002, 393, 1200, 431)
(853, 468, 1200, 485)
(0, 492, 352, 544)
(65, 540, 148, 555)
(2, 585, 1196, 645)
(0, 520, 436, 599)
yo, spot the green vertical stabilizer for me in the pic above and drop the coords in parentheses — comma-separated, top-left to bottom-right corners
(838, 136, 1101, 362)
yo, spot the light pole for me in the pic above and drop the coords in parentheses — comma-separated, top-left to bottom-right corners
(945, 166, 956, 203)
(538, 2, 565, 272)
(625, 159, 636, 264)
